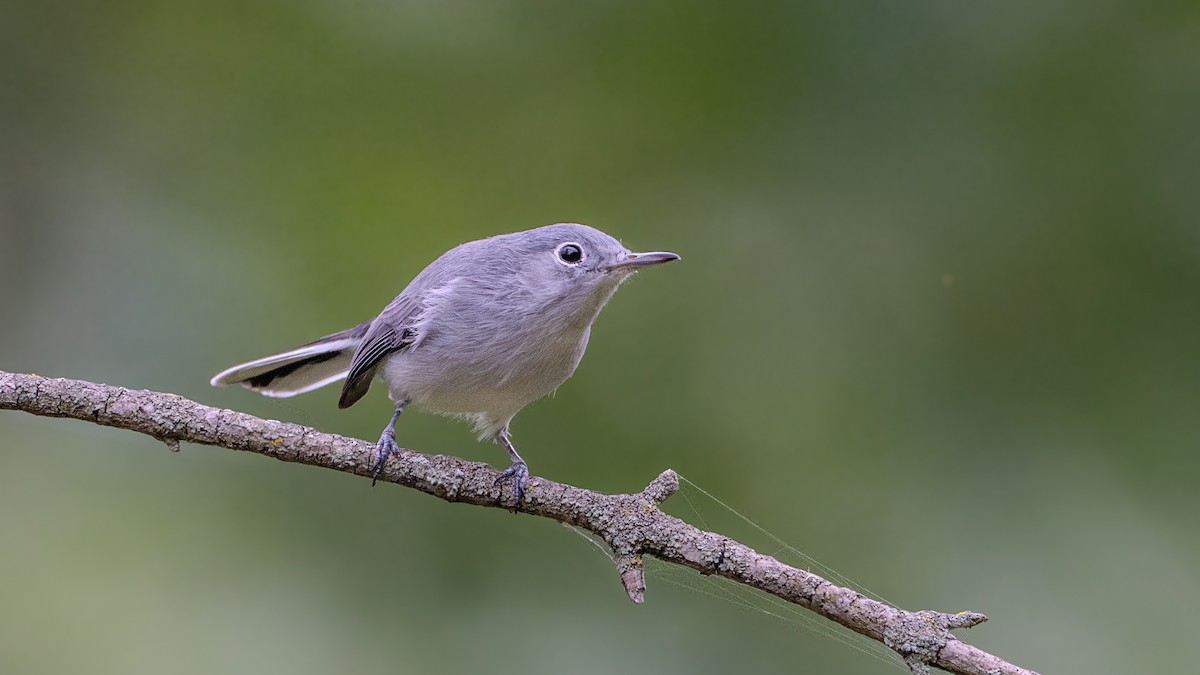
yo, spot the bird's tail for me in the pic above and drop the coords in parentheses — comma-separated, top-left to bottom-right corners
(210, 322, 371, 398)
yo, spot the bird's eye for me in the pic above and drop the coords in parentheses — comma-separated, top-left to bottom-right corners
(557, 243, 583, 264)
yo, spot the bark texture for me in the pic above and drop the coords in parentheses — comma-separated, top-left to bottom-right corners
(0, 371, 1038, 675)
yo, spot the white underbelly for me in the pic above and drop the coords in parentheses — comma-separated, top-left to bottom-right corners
(380, 329, 588, 419)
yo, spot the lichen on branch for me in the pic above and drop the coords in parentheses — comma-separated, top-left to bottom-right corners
(0, 371, 1037, 675)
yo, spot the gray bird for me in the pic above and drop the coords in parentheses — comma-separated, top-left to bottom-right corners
(210, 223, 679, 505)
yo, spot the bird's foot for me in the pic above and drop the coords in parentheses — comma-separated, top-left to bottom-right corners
(495, 460, 529, 508)
(371, 431, 399, 487)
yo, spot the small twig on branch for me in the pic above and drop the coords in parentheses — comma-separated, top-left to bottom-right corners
(0, 371, 1038, 675)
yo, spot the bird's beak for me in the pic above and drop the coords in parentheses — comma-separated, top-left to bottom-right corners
(609, 251, 681, 270)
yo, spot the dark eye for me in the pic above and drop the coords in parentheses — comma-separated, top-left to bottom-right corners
(557, 243, 583, 264)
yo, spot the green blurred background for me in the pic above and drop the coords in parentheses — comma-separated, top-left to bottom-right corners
(2, 1, 1198, 673)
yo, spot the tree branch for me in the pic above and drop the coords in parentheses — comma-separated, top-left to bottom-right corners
(0, 371, 1037, 675)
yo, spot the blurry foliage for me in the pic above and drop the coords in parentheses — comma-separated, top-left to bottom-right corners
(2, 1, 1199, 674)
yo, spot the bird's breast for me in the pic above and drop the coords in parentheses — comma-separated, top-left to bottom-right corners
(381, 313, 592, 417)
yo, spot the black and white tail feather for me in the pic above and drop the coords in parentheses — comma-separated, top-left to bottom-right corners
(209, 322, 371, 398)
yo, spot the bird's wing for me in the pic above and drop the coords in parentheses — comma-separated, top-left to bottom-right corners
(337, 294, 422, 409)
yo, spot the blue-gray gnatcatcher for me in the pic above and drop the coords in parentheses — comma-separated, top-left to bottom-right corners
(211, 223, 679, 504)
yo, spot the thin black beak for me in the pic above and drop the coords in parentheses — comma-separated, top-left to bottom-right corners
(610, 251, 681, 270)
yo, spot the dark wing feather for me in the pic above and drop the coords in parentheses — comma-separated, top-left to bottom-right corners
(337, 297, 422, 409)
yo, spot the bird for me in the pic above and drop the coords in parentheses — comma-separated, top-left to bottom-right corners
(210, 223, 679, 505)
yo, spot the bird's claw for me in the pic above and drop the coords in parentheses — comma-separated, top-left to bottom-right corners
(495, 460, 529, 508)
(371, 432, 399, 487)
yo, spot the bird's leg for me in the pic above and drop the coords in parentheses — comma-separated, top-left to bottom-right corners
(494, 426, 529, 508)
(371, 400, 407, 486)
